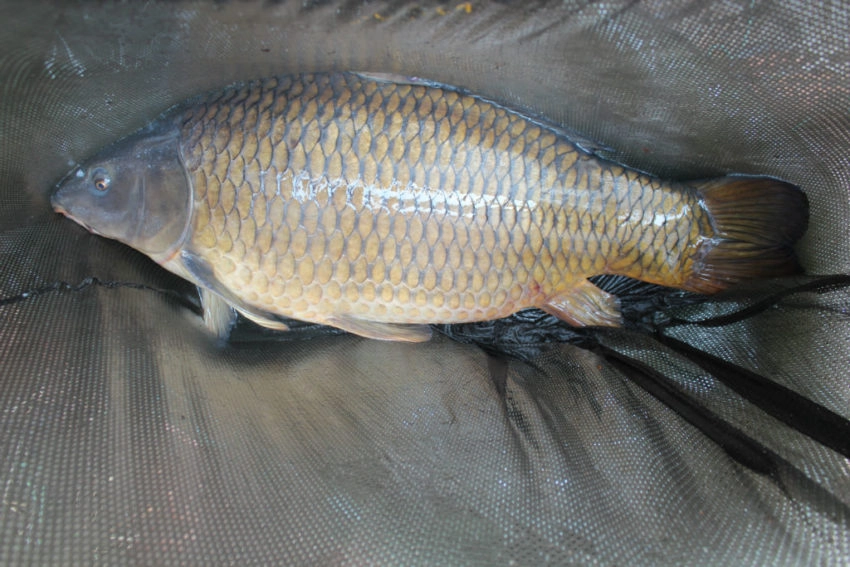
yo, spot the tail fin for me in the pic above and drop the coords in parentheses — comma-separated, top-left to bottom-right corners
(683, 175, 808, 294)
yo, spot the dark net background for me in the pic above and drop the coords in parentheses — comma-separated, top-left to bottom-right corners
(1, 1, 849, 564)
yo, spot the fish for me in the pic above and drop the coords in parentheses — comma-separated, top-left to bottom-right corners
(51, 71, 808, 342)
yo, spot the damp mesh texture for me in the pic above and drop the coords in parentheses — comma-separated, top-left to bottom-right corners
(1, 1, 849, 565)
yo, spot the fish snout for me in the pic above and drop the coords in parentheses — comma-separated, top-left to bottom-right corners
(50, 189, 94, 233)
(50, 190, 67, 215)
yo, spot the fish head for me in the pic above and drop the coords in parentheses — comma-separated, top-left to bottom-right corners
(52, 125, 192, 262)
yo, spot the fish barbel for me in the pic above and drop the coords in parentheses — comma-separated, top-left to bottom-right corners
(51, 72, 808, 342)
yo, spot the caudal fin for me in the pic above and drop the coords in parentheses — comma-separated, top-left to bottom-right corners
(683, 175, 808, 294)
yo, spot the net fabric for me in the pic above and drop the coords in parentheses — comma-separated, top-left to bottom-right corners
(1, 1, 849, 564)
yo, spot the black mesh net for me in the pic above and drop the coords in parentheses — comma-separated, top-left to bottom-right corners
(1, 1, 849, 564)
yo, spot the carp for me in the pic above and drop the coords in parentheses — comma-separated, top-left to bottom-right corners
(52, 72, 808, 342)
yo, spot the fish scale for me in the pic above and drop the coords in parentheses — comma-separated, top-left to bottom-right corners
(52, 71, 808, 342)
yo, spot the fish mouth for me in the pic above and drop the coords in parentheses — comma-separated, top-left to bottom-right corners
(50, 191, 70, 216)
(51, 201, 100, 236)
(52, 202, 69, 217)
(51, 198, 73, 222)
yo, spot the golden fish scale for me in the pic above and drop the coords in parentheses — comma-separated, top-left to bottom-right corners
(179, 73, 707, 325)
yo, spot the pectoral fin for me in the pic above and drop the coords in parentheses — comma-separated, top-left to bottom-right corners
(181, 251, 290, 337)
(326, 315, 433, 342)
(199, 287, 238, 339)
(541, 279, 623, 327)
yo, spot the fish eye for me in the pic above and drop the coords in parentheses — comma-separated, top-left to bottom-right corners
(91, 168, 111, 192)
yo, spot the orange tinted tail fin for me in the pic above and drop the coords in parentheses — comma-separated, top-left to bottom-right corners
(683, 176, 808, 294)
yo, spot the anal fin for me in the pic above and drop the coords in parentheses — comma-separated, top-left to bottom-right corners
(326, 315, 432, 342)
(541, 279, 623, 327)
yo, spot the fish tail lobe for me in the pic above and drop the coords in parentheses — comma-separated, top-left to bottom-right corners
(683, 175, 808, 294)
